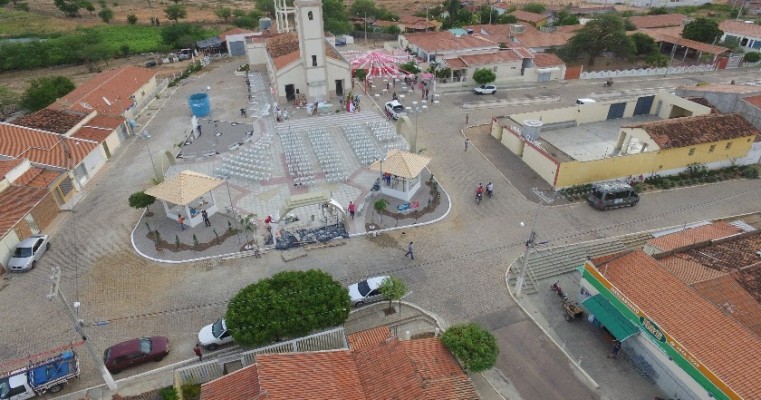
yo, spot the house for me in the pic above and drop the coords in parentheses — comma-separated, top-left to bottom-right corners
(247, 0, 351, 102)
(199, 326, 479, 400)
(676, 84, 761, 130)
(472, 23, 581, 52)
(490, 91, 761, 188)
(400, 30, 500, 63)
(584, 0, 709, 7)
(219, 27, 258, 56)
(578, 223, 761, 399)
(442, 48, 565, 83)
(627, 13, 688, 29)
(47, 65, 159, 122)
(373, 15, 439, 33)
(0, 159, 64, 270)
(720, 19, 761, 51)
(510, 10, 548, 28)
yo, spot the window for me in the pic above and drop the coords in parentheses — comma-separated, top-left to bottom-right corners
(311, 55, 317, 66)
(708, 144, 716, 153)
(308, 11, 313, 20)
(688, 148, 695, 156)
(726, 142, 732, 150)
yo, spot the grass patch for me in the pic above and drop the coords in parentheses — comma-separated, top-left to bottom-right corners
(87, 24, 166, 53)
(0, 8, 74, 36)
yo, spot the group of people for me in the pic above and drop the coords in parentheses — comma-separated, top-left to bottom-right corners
(475, 182, 494, 201)
(339, 93, 361, 113)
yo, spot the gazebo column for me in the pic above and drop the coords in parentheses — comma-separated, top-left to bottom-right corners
(161, 200, 171, 218)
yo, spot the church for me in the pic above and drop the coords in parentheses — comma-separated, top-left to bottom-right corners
(246, 0, 352, 103)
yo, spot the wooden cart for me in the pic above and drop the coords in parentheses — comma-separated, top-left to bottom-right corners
(563, 301, 584, 321)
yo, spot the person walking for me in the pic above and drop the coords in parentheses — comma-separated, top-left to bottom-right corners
(464, 138, 469, 151)
(465, 112, 470, 126)
(201, 209, 211, 227)
(178, 214, 185, 231)
(348, 201, 356, 219)
(405, 241, 414, 260)
(608, 341, 622, 359)
(194, 343, 203, 361)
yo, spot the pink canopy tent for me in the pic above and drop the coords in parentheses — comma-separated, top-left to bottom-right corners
(350, 51, 415, 79)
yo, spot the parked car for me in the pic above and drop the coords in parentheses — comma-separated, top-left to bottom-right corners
(473, 84, 497, 95)
(335, 37, 347, 47)
(348, 276, 389, 307)
(198, 319, 233, 350)
(587, 182, 639, 210)
(178, 49, 193, 60)
(7, 234, 50, 272)
(145, 60, 158, 68)
(103, 337, 169, 374)
(384, 100, 406, 120)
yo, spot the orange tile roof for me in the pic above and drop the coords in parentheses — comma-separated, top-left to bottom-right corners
(647, 222, 744, 252)
(0, 185, 49, 238)
(257, 351, 367, 400)
(13, 109, 88, 134)
(691, 273, 761, 337)
(404, 31, 498, 53)
(14, 168, 62, 188)
(0, 159, 22, 177)
(443, 57, 467, 69)
(532, 52, 564, 67)
(267, 32, 346, 70)
(720, 19, 761, 38)
(402, 338, 480, 400)
(510, 10, 548, 23)
(72, 115, 125, 143)
(658, 255, 727, 285)
(0, 123, 98, 169)
(200, 364, 262, 400)
(49, 66, 156, 116)
(742, 95, 761, 110)
(596, 251, 761, 399)
(353, 337, 424, 399)
(347, 326, 392, 351)
(638, 29, 728, 55)
(219, 27, 255, 41)
(516, 24, 580, 48)
(624, 113, 759, 149)
(454, 50, 522, 67)
(628, 14, 687, 29)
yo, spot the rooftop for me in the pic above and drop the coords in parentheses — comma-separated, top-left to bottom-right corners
(0, 123, 99, 169)
(720, 19, 761, 38)
(510, 10, 548, 23)
(266, 32, 346, 70)
(218, 27, 255, 41)
(72, 115, 126, 143)
(637, 30, 728, 55)
(628, 13, 688, 29)
(646, 221, 745, 252)
(624, 113, 759, 149)
(445, 49, 524, 68)
(474, 24, 580, 48)
(532, 52, 564, 67)
(0, 185, 50, 238)
(403, 31, 498, 53)
(13, 109, 88, 134)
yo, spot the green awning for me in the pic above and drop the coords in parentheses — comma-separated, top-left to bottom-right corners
(582, 294, 639, 341)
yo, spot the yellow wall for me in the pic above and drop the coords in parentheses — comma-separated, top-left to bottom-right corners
(490, 121, 503, 141)
(654, 92, 711, 119)
(501, 126, 525, 155)
(554, 136, 754, 187)
(523, 143, 558, 185)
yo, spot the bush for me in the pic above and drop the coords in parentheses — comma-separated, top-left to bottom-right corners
(127, 13, 138, 24)
(21, 76, 75, 111)
(15, 2, 30, 11)
(181, 384, 201, 400)
(742, 166, 759, 179)
(158, 386, 178, 400)
(441, 323, 499, 372)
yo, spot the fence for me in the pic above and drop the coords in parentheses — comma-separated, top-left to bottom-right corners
(174, 327, 348, 388)
(580, 64, 715, 79)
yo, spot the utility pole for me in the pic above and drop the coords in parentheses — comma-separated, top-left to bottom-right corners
(49, 267, 118, 390)
(364, 11, 368, 43)
(514, 188, 554, 298)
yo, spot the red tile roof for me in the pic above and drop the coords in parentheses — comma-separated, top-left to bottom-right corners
(510, 10, 547, 23)
(266, 32, 346, 70)
(72, 115, 125, 143)
(402, 338, 480, 400)
(658, 255, 727, 285)
(13, 109, 88, 134)
(0, 159, 22, 177)
(0, 123, 99, 168)
(646, 222, 744, 252)
(624, 113, 759, 149)
(742, 95, 761, 110)
(720, 19, 761, 38)
(443, 57, 468, 69)
(628, 14, 687, 29)
(404, 31, 498, 53)
(594, 251, 761, 399)
(691, 273, 761, 337)
(347, 326, 392, 350)
(451, 50, 523, 67)
(638, 29, 728, 55)
(532, 52, 564, 67)
(200, 365, 263, 400)
(49, 66, 156, 116)
(14, 168, 62, 188)
(353, 337, 424, 399)
(0, 185, 50, 238)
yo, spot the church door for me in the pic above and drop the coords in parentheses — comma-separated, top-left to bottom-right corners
(285, 84, 295, 101)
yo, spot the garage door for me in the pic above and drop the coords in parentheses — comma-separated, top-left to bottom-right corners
(607, 102, 626, 120)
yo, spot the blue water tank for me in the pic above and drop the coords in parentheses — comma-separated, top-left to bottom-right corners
(189, 93, 210, 117)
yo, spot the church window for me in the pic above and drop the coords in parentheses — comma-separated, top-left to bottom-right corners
(312, 55, 317, 66)
(308, 11, 313, 20)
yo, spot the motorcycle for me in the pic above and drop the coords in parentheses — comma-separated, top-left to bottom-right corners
(551, 281, 568, 302)
(603, 79, 614, 88)
(476, 191, 483, 204)
(486, 187, 493, 198)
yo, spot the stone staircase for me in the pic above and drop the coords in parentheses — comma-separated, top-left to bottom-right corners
(508, 233, 653, 294)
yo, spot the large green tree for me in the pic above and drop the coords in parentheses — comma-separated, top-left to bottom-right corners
(350, 0, 377, 18)
(161, 23, 206, 48)
(472, 68, 496, 85)
(255, 0, 275, 16)
(682, 17, 723, 44)
(323, 0, 351, 34)
(164, 4, 187, 22)
(226, 270, 350, 346)
(441, 323, 499, 372)
(563, 14, 634, 66)
(54, 0, 82, 17)
(21, 76, 76, 112)
(631, 32, 658, 56)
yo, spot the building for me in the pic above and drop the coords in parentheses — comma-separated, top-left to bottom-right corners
(583, 0, 709, 7)
(510, 10, 548, 28)
(471, 23, 581, 52)
(490, 91, 761, 188)
(720, 19, 761, 51)
(219, 27, 257, 56)
(247, 0, 351, 102)
(578, 222, 761, 399)
(442, 48, 565, 83)
(373, 15, 440, 33)
(676, 84, 761, 130)
(400, 30, 499, 63)
(199, 326, 479, 400)
(627, 13, 689, 29)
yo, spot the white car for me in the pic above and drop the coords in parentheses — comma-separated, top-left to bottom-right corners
(384, 100, 406, 120)
(473, 84, 497, 95)
(348, 276, 389, 307)
(198, 319, 233, 350)
(7, 234, 50, 272)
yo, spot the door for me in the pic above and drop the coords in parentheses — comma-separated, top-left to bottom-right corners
(537, 72, 551, 82)
(335, 79, 344, 97)
(606, 103, 626, 120)
(633, 96, 654, 116)
(285, 84, 295, 101)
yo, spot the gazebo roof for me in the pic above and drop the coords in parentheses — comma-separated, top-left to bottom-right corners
(369, 149, 431, 179)
(145, 170, 223, 205)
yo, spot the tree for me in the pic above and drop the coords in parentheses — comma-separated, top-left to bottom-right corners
(161, 23, 206, 48)
(441, 323, 499, 372)
(323, 0, 351, 34)
(21, 76, 75, 112)
(353, 68, 368, 81)
(0, 86, 20, 120)
(0, 0, 9, 6)
(648, 6, 668, 15)
(255, 0, 274, 16)
(522, 2, 545, 14)
(623, 18, 637, 31)
(554, 11, 579, 26)
(127, 13, 138, 24)
(398, 61, 421, 74)
(744, 51, 761, 64)
(226, 270, 350, 346)
(682, 17, 723, 44)
(563, 14, 634, 66)
(98, 7, 114, 22)
(645, 53, 669, 67)
(446, 0, 460, 26)
(164, 4, 187, 22)
(373, 198, 388, 222)
(383, 25, 401, 34)
(128, 191, 156, 212)
(239, 214, 258, 244)
(496, 13, 517, 24)
(631, 32, 658, 56)
(350, 0, 377, 18)
(54, 0, 81, 17)
(379, 276, 407, 308)
(472, 68, 496, 85)
(215, 7, 232, 21)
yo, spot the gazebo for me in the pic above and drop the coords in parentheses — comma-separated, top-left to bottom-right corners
(145, 170, 224, 228)
(368, 149, 431, 202)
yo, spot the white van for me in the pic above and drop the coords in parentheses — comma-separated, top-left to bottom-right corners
(576, 98, 596, 105)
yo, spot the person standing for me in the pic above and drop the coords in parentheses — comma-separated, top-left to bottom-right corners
(464, 138, 469, 151)
(348, 201, 356, 219)
(465, 112, 470, 126)
(608, 341, 622, 359)
(201, 209, 211, 227)
(194, 343, 203, 361)
(178, 214, 185, 231)
(405, 241, 414, 260)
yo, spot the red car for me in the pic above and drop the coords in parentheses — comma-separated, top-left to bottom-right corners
(103, 336, 169, 373)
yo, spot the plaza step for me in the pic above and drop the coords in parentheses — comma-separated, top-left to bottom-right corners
(275, 112, 384, 134)
(618, 231, 654, 251)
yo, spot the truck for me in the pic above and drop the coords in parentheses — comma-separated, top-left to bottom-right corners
(0, 351, 79, 399)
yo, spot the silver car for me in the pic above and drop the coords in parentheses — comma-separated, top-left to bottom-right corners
(348, 276, 389, 307)
(7, 234, 50, 272)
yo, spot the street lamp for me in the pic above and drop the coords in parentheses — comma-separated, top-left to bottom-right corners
(139, 131, 161, 182)
(514, 188, 556, 298)
(406, 101, 427, 153)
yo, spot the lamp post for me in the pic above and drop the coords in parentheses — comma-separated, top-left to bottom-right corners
(406, 102, 426, 153)
(514, 188, 555, 298)
(364, 11, 368, 42)
(139, 131, 160, 182)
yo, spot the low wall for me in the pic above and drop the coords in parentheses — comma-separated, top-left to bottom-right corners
(580, 64, 715, 80)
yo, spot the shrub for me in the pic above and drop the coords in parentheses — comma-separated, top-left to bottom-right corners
(127, 14, 138, 24)
(441, 323, 499, 372)
(742, 166, 759, 179)
(15, 2, 30, 11)
(158, 387, 178, 400)
(181, 384, 201, 400)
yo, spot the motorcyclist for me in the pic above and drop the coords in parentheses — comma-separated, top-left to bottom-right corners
(476, 183, 484, 196)
(486, 182, 494, 197)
